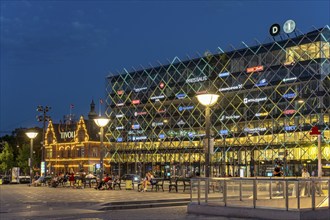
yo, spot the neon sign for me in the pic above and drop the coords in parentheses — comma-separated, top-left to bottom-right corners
(116, 114, 124, 118)
(246, 65, 264, 73)
(218, 72, 230, 77)
(116, 126, 124, 130)
(220, 115, 240, 121)
(152, 122, 164, 127)
(283, 109, 296, 115)
(244, 97, 267, 104)
(255, 79, 268, 87)
(132, 100, 140, 105)
(186, 76, 207, 83)
(219, 130, 229, 135)
(178, 106, 194, 111)
(176, 93, 187, 99)
(255, 112, 268, 117)
(284, 125, 296, 131)
(282, 93, 296, 99)
(244, 127, 266, 133)
(117, 137, 123, 142)
(219, 84, 242, 92)
(150, 95, 165, 101)
(282, 77, 297, 82)
(133, 87, 147, 92)
(116, 103, 124, 107)
(134, 111, 147, 116)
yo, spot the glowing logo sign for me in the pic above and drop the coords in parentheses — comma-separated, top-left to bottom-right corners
(186, 76, 207, 83)
(116, 103, 124, 107)
(218, 72, 230, 77)
(219, 130, 228, 135)
(282, 93, 296, 99)
(116, 114, 124, 118)
(255, 79, 268, 87)
(134, 87, 147, 92)
(244, 127, 267, 133)
(178, 106, 194, 111)
(282, 77, 297, 82)
(176, 93, 187, 99)
(283, 109, 296, 115)
(132, 100, 140, 105)
(116, 126, 124, 130)
(246, 65, 264, 73)
(117, 137, 123, 142)
(117, 90, 124, 95)
(152, 122, 164, 127)
(244, 97, 267, 104)
(255, 112, 269, 117)
(134, 111, 147, 116)
(219, 84, 242, 92)
(132, 124, 140, 129)
(220, 115, 240, 121)
(150, 95, 165, 101)
(159, 134, 165, 139)
(284, 125, 296, 131)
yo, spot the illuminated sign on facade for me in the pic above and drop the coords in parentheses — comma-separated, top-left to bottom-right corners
(132, 124, 140, 129)
(219, 130, 229, 135)
(134, 111, 147, 116)
(255, 112, 269, 117)
(116, 126, 124, 130)
(132, 100, 141, 105)
(152, 122, 164, 127)
(255, 79, 268, 87)
(150, 95, 165, 101)
(116, 114, 124, 118)
(282, 92, 296, 99)
(133, 87, 147, 92)
(219, 84, 243, 92)
(186, 76, 207, 83)
(132, 136, 147, 141)
(178, 106, 194, 111)
(159, 82, 165, 89)
(283, 109, 296, 115)
(60, 131, 75, 139)
(284, 125, 296, 131)
(220, 115, 240, 121)
(218, 72, 230, 77)
(116, 103, 124, 107)
(246, 65, 264, 73)
(244, 127, 267, 133)
(157, 109, 166, 114)
(117, 137, 123, 142)
(117, 90, 124, 95)
(177, 120, 185, 125)
(244, 97, 267, 104)
(282, 77, 297, 82)
(159, 134, 165, 139)
(176, 93, 187, 99)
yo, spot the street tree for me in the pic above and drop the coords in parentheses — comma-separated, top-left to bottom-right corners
(0, 142, 14, 174)
(17, 143, 30, 175)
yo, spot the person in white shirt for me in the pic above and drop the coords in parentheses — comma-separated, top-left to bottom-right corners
(301, 168, 310, 196)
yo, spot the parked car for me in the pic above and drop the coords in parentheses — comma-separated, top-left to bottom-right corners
(19, 176, 31, 184)
(1, 176, 10, 184)
(121, 174, 141, 183)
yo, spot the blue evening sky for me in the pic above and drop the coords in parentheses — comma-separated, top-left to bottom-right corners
(0, 0, 329, 134)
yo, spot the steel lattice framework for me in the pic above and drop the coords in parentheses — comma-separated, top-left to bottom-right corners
(105, 27, 330, 177)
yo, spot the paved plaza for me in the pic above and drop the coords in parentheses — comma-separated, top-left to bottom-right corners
(0, 184, 250, 220)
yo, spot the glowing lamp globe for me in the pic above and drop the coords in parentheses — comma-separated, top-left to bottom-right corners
(94, 118, 110, 128)
(196, 94, 219, 107)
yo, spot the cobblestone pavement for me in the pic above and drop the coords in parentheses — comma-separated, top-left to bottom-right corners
(0, 184, 250, 220)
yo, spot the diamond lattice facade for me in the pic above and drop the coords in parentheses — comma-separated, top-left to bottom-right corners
(105, 27, 330, 177)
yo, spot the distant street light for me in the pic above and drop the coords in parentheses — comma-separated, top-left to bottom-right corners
(36, 105, 51, 174)
(196, 93, 219, 177)
(25, 131, 38, 185)
(94, 117, 110, 181)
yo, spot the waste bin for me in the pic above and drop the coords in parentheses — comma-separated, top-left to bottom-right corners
(125, 180, 133, 190)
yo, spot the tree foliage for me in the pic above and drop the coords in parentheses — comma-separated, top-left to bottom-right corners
(17, 143, 30, 175)
(0, 142, 14, 174)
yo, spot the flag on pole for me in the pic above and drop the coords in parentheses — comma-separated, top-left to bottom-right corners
(70, 104, 74, 109)
(100, 99, 103, 104)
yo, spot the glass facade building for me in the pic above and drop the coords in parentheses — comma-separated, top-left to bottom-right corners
(105, 27, 330, 178)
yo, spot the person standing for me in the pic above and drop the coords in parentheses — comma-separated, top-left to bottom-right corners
(300, 168, 310, 196)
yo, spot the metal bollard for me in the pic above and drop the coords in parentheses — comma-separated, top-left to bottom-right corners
(239, 179, 242, 201)
(224, 180, 227, 207)
(253, 179, 257, 208)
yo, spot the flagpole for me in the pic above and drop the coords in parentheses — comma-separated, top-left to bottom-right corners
(99, 100, 101, 116)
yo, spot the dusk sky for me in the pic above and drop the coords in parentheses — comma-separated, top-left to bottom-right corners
(0, 0, 329, 134)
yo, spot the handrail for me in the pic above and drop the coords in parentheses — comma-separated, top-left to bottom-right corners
(190, 177, 330, 211)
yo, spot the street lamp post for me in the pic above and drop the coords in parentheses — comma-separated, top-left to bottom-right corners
(37, 105, 51, 175)
(94, 117, 110, 181)
(196, 93, 219, 177)
(25, 131, 38, 185)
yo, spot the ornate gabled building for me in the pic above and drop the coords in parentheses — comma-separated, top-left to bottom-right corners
(104, 26, 330, 178)
(44, 101, 110, 175)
